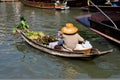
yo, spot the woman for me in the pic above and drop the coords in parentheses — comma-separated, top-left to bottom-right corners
(60, 23, 85, 51)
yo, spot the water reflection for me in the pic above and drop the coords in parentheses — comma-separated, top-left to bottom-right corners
(14, 41, 120, 79)
(14, 42, 38, 62)
(58, 58, 120, 79)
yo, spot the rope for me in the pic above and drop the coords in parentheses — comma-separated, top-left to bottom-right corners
(89, 0, 118, 29)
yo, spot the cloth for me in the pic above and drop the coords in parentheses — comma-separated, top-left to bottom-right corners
(58, 40, 63, 46)
(48, 41, 58, 49)
(74, 40, 93, 50)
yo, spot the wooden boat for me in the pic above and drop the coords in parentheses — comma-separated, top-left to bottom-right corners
(69, 0, 107, 7)
(81, 5, 120, 12)
(20, 0, 55, 9)
(75, 11, 120, 44)
(20, 0, 70, 10)
(16, 29, 113, 59)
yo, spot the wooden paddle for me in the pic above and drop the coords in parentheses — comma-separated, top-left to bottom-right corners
(88, 0, 118, 29)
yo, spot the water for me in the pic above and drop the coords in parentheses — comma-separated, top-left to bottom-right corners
(0, 2, 120, 79)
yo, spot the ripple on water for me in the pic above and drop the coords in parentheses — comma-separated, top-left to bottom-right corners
(0, 2, 120, 79)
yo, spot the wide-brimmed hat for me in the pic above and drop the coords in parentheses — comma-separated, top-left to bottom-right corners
(61, 23, 78, 34)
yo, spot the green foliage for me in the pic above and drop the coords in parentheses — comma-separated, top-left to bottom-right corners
(13, 16, 29, 34)
(13, 16, 57, 45)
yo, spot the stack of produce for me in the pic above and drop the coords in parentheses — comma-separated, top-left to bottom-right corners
(26, 31, 57, 45)
(13, 16, 57, 45)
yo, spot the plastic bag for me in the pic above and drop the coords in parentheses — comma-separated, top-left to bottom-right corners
(74, 40, 92, 50)
(82, 40, 93, 49)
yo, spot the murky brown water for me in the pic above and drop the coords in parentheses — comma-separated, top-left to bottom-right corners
(0, 2, 120, 79)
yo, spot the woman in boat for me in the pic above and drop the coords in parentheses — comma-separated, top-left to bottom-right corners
(59, 23, 85, 51)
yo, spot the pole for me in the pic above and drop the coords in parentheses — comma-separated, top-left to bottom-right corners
(89, 0, 118, 29)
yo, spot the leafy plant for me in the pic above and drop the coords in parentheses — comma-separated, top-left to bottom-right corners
(13, 16, 57, 45)
(13, 16, 30, 33)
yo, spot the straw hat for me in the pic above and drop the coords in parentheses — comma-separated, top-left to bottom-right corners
(61, 23, 78, 34)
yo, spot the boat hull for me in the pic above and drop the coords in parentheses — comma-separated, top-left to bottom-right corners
(55, 6, 70, 10)
(20, 0, 55, 9)
(16, 30, 112, 59)
(81, 5, 120, 12)
(75, 12, 120, 44)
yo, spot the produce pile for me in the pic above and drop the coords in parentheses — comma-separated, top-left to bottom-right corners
(13, 16, 57, 45)
(26, 31, 57, 45)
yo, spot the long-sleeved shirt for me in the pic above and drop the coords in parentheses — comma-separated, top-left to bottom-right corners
(62, 33, 84, 49)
